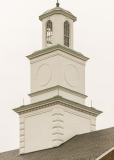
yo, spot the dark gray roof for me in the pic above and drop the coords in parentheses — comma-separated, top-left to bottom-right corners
(0, 127, 114, 160)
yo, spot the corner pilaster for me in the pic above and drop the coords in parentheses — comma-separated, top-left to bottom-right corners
(52, 107, 64, 147)
(90, 119, 96, 131)
(20, 117, 25, 154)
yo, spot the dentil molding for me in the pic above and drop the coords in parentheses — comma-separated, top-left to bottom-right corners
(13, 96, 102, 117)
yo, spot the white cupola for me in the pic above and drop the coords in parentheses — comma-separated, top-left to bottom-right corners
(39, 2, 76, 49)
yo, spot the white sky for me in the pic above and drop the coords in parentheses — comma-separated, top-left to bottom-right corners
(0, 0, 114, 153)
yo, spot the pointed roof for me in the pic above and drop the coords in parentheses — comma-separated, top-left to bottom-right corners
(26, 44, 88, 61)
(39, 6, 77, 22)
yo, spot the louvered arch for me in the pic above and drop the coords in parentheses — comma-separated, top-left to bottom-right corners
(46, 20, 53, 47)
(64, 21, 70, 47)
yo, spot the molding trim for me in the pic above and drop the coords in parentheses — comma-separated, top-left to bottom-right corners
(13, 96, 102, 117)
(39, 10, 77, 22)
(90, 119, 96, 132)
(52, 108, 64, 147)
(30, 52, 85, 66)
(20, 117, 25, 154)
(96, 147, 114, 160)
(28, 85, 88, 99)
(26, 44, 89, 62)
(36, 64, 52, 86)
(64, 64, 79, 87)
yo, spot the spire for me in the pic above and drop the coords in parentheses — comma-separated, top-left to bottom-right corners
(56, 0, 60, 7)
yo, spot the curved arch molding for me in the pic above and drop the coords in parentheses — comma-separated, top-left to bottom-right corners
(64, 64, 79, 87)
(37, 64, 52, 86)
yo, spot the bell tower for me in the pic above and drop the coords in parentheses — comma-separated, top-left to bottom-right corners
(13, 2, 102, 155)
(40, 1, 76, 49)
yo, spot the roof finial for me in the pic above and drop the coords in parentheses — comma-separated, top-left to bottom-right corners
(56, 0, 60, 7)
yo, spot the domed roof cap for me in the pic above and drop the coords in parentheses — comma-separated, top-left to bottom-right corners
(39, 5, 77, 22)
(43, 7, 73, 15)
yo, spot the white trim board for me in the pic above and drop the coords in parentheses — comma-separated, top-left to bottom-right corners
(96, 146, 114, 160)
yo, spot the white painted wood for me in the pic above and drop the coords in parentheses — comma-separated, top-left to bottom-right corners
(24, 111, 52, 153)
(96, 147, 114, 160)
(17, 5, 99, 155)
(20, 148, 25, 154)
(42, 14, 74, 49)
(19, 105, 96, 153)
(30, 53, 86, 103)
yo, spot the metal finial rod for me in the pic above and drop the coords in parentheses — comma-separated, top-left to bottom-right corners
(56, 0, 60, 7)
(23, 98, 24, 105)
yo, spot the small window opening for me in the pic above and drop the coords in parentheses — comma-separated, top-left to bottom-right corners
(64, 21, 70, 47)
(46, 21, 53, 47)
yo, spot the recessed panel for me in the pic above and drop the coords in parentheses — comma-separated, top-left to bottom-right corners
(25, 111, 52, 153)
(64, 64, 79, 87)
(37, 64, 52, 86)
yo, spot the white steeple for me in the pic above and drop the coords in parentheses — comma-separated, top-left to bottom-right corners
(13, 2, 102, 155)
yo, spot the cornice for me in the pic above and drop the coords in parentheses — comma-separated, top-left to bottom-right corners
(39, 10, 77, 22)
(13, 96, 102, 117)
(26, 44, 89, 62)
(28, 85, 88, 99)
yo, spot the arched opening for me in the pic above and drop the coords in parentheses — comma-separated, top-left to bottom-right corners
(64, 21, 70, 47)
(46, 20, 53, 47)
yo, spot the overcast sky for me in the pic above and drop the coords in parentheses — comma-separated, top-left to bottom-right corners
(0, 0, 114, 153)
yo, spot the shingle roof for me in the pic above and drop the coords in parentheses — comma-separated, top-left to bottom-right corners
(0, 127, 114, 160)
